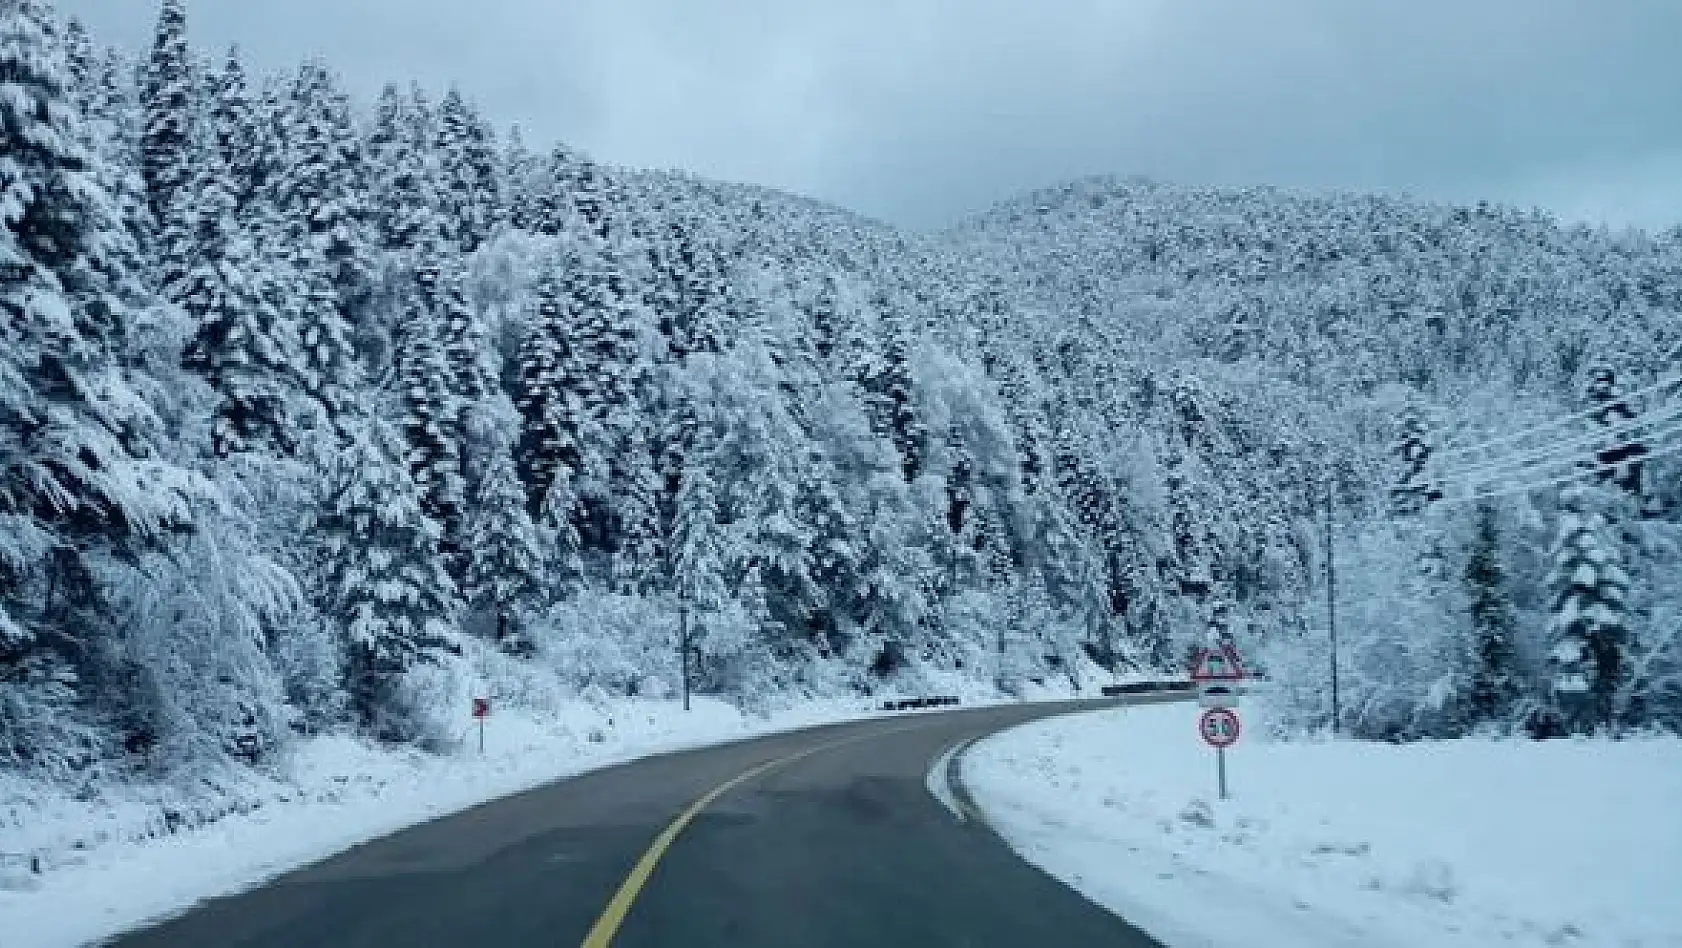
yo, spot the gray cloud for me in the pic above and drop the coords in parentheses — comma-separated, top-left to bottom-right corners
(54, 0, 1682, 231)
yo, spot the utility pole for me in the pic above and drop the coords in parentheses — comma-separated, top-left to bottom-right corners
(1323, 482, 1340, 735)
(679, 602, 691, 712)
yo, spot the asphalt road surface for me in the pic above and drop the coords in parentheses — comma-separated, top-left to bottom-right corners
(109, 697, 1173, 948)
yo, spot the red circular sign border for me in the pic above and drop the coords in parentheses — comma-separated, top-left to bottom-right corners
(1198, 707, 1241, 748)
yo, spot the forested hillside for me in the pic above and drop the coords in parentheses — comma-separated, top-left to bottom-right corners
(5, 0, 1682, 795)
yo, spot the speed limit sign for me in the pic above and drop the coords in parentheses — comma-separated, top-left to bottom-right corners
(1198, 707, 1241, 748)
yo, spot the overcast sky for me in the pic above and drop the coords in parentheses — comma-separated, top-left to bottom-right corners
(54, 0, 1682, 232)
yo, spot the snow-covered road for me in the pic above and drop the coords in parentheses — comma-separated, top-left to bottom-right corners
(964, 702, 1682, 948)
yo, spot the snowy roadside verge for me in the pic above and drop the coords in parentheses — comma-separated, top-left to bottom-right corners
(0, 696, 883, 948)
(964, 702, 1682, 948)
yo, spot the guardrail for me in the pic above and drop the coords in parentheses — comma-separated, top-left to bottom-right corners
(1100, 679, 1196, 697)
(881, 695, 961, 711)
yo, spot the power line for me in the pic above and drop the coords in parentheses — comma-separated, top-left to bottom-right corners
(1431, 407, 1682, 488)
(1433, 435, 1682, 508)
(1434, 372, 1682, 460)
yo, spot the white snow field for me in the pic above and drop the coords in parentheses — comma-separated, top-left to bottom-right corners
(0, 696, 884, 948)
(964, 701, 1682, 948)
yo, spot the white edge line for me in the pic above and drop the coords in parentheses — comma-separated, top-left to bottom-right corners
(925, 737, 975, 822)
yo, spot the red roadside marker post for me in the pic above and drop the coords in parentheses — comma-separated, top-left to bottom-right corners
(1190, 643, 1246, 800)
(472, 697, 491, 754)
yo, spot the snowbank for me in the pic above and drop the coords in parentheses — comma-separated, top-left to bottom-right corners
(964, 702, 1682, 948)
(0, 696, 877, 948)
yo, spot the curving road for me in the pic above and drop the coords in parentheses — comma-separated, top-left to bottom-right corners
(108, 698, 1171, 948)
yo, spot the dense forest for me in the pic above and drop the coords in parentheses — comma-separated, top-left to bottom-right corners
(5, 0, 1682, 792)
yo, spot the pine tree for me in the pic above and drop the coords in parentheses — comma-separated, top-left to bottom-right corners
(1, 0, 195, 544)
(61, 20, 151, 290)
(501, 124, 539, 232)
(1546, 487, 1631, 733)
(368, 83, 445, 256)
(140, 0, 192, 224)
(284, 239, 360, 433)
(2, 0, 197, 736)
(672, 453, 726, 615)
(434, 88, 501, 253)
(1464, 503, 1520, 726)
(274, 61, 374, 326)
(435, 256, 495, 416)
(514, 274, 583, 517)
(528, 144, 618, 239)
(176, 153, 299, 457)
(611, 432, 665, 594)
(395, 263, 466, 557)
(208, 46, 263, 219)
(313, 420, 460, 739)
(873, 327, 924, 480)
(462, 448, 540, 652)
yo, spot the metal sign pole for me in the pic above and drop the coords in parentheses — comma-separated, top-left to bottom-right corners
(478, 717, 485, 755)
(1217, 746, 1228, 800)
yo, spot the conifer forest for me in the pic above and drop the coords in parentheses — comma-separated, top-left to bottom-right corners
(6, 0, 1682, 801)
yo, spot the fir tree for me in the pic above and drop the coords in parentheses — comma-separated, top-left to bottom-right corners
(1546, 487, 1632, 733)
(368, 83, 444, 255)
(313, 420, 460, 739)
(395, 263, 466, 557)
(176, 154, 298, 457)
(274, 61, 374, 325)
(462, 448, 540, 652)
(139, 0, 192, 224)
(1464, 503, 1520, 726)
(1, 0, 195, 547)
(514, 274, 583, 517)
(2, 0, 197, 745)
(434, 88, 501, 253)
(672, 450, 726, 616)
(284, 239, 359, 433)
(208, 46, 263, 219)
(873, 328, 924, 480)
(501, 124, 539, 232)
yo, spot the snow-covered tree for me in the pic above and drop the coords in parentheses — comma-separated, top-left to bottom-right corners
(139, 0, 192, 225)
(312, 420, 460, 739)
(434, 88, 501, 253)
(273, 61, 374, 326)
(176, 157, 299, 457)
(462, 448, 540, 652)
(514, 273, 583, 517)
(394, 262, 465, 556)
(1545, 487, 1632, 734)
(2, 0, 198, 765)
(1464, 503, 1520, 727)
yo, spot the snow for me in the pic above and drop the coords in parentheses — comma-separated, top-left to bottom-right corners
(0, 696, 881, 948)
(964, 701, 1682, 948)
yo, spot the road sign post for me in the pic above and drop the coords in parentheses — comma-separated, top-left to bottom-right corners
(1197, 707, 1241, 799)
(1190, 644, 1246, 800)
(472, 697, 491, 753)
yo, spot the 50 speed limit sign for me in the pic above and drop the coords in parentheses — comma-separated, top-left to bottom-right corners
(1198, 707, 1241, 749)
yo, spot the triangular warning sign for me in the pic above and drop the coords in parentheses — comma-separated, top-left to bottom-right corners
(1189, 641, 1246, 682)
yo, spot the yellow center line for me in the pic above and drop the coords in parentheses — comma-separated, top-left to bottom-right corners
(578, 721, 930, 948)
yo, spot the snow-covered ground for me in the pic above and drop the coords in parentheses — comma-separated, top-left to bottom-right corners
(964, 701, 1682, 948)
(0, 696, 885, 948)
